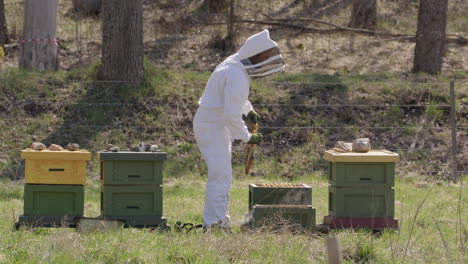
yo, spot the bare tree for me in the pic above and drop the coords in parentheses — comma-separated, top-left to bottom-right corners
(412, 0, 448, 74)
(349, 0, 377, 30)
(19, 0, 59, 71)
(72, 0, 101, 15)
(0, 0, 7, 46)
(99, 0, 143, 83)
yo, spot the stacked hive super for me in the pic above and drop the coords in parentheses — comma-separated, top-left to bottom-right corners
(247, 183, 315, 232)
(323, 150, 399, 230)
(18, 149, 91, 227)
(98, 151, 167, 228)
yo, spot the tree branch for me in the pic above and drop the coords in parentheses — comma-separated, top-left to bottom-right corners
(238, 19, 412, 37)
(234, 18, 466, 44)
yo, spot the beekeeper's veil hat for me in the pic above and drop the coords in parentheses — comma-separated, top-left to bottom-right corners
(236, 29, 285, 77)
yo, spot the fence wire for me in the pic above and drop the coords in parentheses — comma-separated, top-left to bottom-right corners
(6, 125, 464, 130)
(1, 80, 466, 180)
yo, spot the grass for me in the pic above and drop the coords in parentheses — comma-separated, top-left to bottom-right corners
(0, 168, 466, 263)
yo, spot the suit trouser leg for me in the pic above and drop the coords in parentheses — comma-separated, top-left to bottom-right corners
(194, 119, 232, 227)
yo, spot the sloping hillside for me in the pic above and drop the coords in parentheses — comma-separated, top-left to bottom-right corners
(0, 65, 466, 181)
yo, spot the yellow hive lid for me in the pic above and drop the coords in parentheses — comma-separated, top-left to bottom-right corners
(21, 148, 92, 160)
(323, 149, 399, 163)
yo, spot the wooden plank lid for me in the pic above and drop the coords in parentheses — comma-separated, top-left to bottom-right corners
(21, 149, 91, 160)
(323, 150, 399, 162)
(97, 151, 167, 161)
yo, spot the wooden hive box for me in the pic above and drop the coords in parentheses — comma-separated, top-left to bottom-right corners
(328, 186, 395, 218)
(251, 205, 316, 232)
(248, 183, 312, 209)
(325, 150, 399, 188)
(101, 185, 163, 217)
(22, 149, 91, 185)
(98, 151, 167, 185)
(23, 184, 84, 217)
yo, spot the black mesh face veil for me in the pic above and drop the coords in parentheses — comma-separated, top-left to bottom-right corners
(240, 47, 284, 77)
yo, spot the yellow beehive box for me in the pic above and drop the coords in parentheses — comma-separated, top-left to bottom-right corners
(21, 149, 92, 185)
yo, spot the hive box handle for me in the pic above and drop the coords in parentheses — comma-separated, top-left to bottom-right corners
(126, 206, 140, 209)
(360, 177, 371, 181)
(49, 168, 65, 172)
(128, 175, 141, 178)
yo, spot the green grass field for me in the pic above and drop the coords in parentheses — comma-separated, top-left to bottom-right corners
(0, 164, 466, 263)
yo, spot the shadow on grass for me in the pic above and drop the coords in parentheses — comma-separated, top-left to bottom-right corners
(41, 81, 146, 147)
(2, 80, 153, 180)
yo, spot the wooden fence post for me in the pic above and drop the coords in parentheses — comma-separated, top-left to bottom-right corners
(326, 236, 343, 264)
(450, 80, 458, 182)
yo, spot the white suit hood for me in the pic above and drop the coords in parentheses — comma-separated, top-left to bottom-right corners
(236, 29, 285, 78)
(237, 29, 279, 60)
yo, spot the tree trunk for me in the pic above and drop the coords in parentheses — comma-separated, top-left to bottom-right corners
(72, 0, 101, 15)
(225, 0, 236, 51)
(19, 0, 58, 71)
(202, 0, 227, 13)
(0, 0, 8, 46)
(99, 0, 143, 83)
(412, 0, 448, 74)
(349, 0, 377, 30)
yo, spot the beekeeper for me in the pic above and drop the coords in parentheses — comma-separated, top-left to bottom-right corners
(193, 29, 285, 231)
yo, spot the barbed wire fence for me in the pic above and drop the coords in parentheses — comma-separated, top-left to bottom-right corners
(1, 79, 466, 181)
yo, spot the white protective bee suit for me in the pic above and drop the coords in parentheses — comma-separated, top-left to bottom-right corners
(193, 29, 285, 228)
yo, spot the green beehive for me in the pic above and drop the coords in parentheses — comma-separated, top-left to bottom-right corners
(323, 150, 399, 229)
(250, 205, 316, 232)
(98, 151, 167, 185)
(328, 186, 394, 218)
(248, 183, 312, 209)
(101, 185, 163, 217)
(23, 184, 84, 217)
